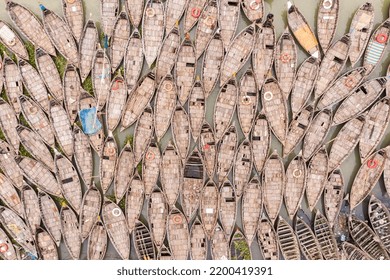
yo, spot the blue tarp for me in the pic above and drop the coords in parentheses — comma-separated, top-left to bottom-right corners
(79, 107, 102, 135)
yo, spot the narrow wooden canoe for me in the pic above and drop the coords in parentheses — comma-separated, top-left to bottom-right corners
(165, 0, 188, 34)
(100, 0, 119, 38)
(62, 0, 84, 43)
(172, 104, 191, 162)
(219, 0, 240, 50)
(251, 114, 270, 173)
(92, 47, 111, 111)
(63, 64, 81, 124)
(60, 205, 81, 260)
(114, 142, 134, 203)
(230, 228, 252, 260)
(200, 180, 219, 239)
(0, 227, 17, 260)
(0, 173, 22, 216)
(242, 176, 262, 244)
(125, 173, 145, 233)
(73, 125, 93, 188)
(324, 169, 344, 227)
(167, 208, 190, 260)
(317, 0, 339, 53)
(238, 69, 257, 138)
(21, 185, 40, 236)
(133, 105, 154, 164)
(257, 218, 279, 260)
(219, 180, 237, 237)
(38, 191, 61, 246)
(199, 121, 217, 178)
(79, 20, 98, 82)
(99, 133, 118, 194)
(106, 75, 127, 131)
(241, 0, 264, 23)
(133, 220, 156, 260)
(143, 139, 161, 197)
(87, 220, 108, 260)
(161, 141, 182, 207)
(3, 55, 22, 116)
(216, 125, 237, 184)
(125, 0, 143, 27)
(110, 11, 131, 73)
(0, 20, 28, 60)
(183, 0, 207, 33)
(190, 218, 207, 260)
(0, 140, 23, 189)
(195, 0, 218, 59)
(36, 227, 58, 260)
(233, 139, 253, 198)
(211, 224, 229, 260)
(147, 186, 168, 251)
(188, 79, 205, 142)
(341, 242, 372, 260)
(295, 216, 323, 260)
(368, 196, 390, 253)
(0, 98, 19, 152)
(80, 185, 102, 241)
(158, 244, 174, 260)
(124, 29, 144, 92)
(313, 211, 340, 260)
(277, 216, 300, 260)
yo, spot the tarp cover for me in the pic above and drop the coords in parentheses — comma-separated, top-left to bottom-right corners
(79, 107, 102, 135)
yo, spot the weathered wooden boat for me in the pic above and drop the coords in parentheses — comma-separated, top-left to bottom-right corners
(220, 24, 255, 86)
(349, 215, 389, 260)
(216, 125, 237, 184)
(349, 3, 374, 66)
(114, 142, 134, 203)
(341, 242, 372, 260)
(0, 20, 28, 60)
(368, 196, 390, 253)
(143, 140, 161, 197)
(324, 169, 344, 227)
(199, 122, 217, 178)
(241, 0, 263, 22)
(230, 228, 251, 260)
(262, 77, 288, 144)
(328, 115, 365, 171)
(211, 224, 230, 260)
(219, 0, 240, 50)
(285, 154, 306, 218)
(167, 208, 190, 260)
(3, 55, 22, 116)
(63, 64, 81, 124)
(182, 148, 205, 221)
(287, 1, 319, 57)
(100, 132, 118, 194)
(125, 0, 143, 27)
(147, 186, 168, 251)
(183, 0, 207, 33)
(100, 0, 119, 38)
(290, 56, 319, 118)
(384, 147, 390, 195)
(0, 98, 19, 152)
(257, 218, 279, 260)
(195, 0, 218, 59)
(0, 53, 3, 94)
(316, 67, 367, 111)
(161, 141, 182, 207)
(133, 220, 156, 260)
(202, 30, 224, 98)
(242, 176, 262, 244)
(73, 125, 93, 188)
(0, 173, 22, 216)
(172, 104, 191, 161)
(306, 148, 328, 210)
(283, 105, 314, 157)
(121, 72, 156, 130)
(80, 185, 102, 241)
(251, 113, 270, 173)
(317, 0, 339, 53)
(274, 29, 297, 98)
(165, 0, 188, 34)
(313, 211, 340, 260)
(276, 216, 300, 260)
(0, 140, 23, 189)
(124, 29, 144, 92)
(237, 70, 257, 138)
(302, 109, 332, 161)
(158, 244, 174, 260)
(40, 5, 79, 67)
(6, 1, 56, 56)
(189, 79, 205, 142)
(21, 185, 40, 235)
(200, 180, 218, 239)
(106, 75, 127, 131)
(79, 20, 98, 82)
(295, 216, 323, 260)
(101, 199, 130, 260)
(110, 11, 131, 73)
(133, 105, 154, 164)
(125, 173, 145, 233)
(38, 190, 62, 246)
(36, 227, 58, 260)
(142, 0, 165, 67)
(219, 180, 237, 237)
(87, 220, 108, 260)
(0, 227, 17, 260)
(92, 47, 111, 110)
(190, 218, 207, 260)
(262, 151, 285, 223)
(60, 205, 81, 260)
(233, 139, 253, 198)
(35, 48, 64, 102)
(62, 0, 84, 43)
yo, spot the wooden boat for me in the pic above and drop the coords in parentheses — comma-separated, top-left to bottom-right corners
(211, 224, 229, 260)
(195, 0, 218, 59)
(302, 109, 332, 161)
(161, 141, 182, 207)
(36, 228, 58, 260)
(133, 105, 154, 164)
(41, 5, 79, 67)
(6, 1, 56, 56)
(87, 220, 108, 260)
(80, 185, 102, 241)
(38, 190, 61, 246)
(110, 11, 130, 72)
(114, 142, 134, 203)
(283, 105, 314, 157)
(60, 205, 81, 260)
(274, 29, 297, 98)
(363, 18, 390, 74)
(172, 104, 191, 161)
(324, 169, 344, 227)
(199, 122, 217, 178)
(189, 79, 205, 142)
(349, 3, 374, 66)
(306, 148, 328, 210)
(262, 77, 288, 144)
(295, 216, 323, 260)
(216, 125, 237, 184)
(233, 139, 253, 198)
(328, 115, 365, 171)
(154, 75, 177, 141)
(17, 157, 62, 198)
(0, 140, 23, 189)
(251, 114, 270, 173)
(202, 30, 224, 98)
(0, 53, 3, 94)
(147, 186, 168, 251)
(158, 244, 174, 260)
(349, 148, 387, 210)
(183, 0, 207, 33)
(0, 206, 37, 258)
(142, 0, 165, 67)
(0, 20, 28, 60)
(333, 78, 386, 126)
(3, 55, 22, 116)
(190, 218, 207, 260)
(124, 29, 144, 92)
(62, 0, 84, 43)
(257, 218, 279, 260)
(167, 208, 190, 260)
(285, 154, 306, 218)
(200, 180, 218, 239)
(0, 98, 19, 153)
(165, 0, 188, 34)
(219, 0, 240, 50)
(35, 48, 63, 102)
(384, 149, 390, 195)
(230, 228, 252, 260)
(290, 56, 319, 118)
(79, 20, 98, 82)
(155, 26, 180, 83)
(92, 47, 111, 110)
(99, 132, 118, 194)
(317, 0, 339, 53)
(0, 173, 22, 216)
(313, 211, 340, 260)
(73, 125, 93, 188)
(241, 0, 263, 23)
(252, 14, 276, 89)
(63, 64, 81, 124)
(238, 70, 257, 138)
(143, 139, 161, 197)
(313, 34, 350, 99)
(220, 24, 255, 86)
(133, 220, 156, 260)
(359, 97, 390, 161)
(276, 216, 300, 260)
(182, 149, 205, 221)
(49, 99, 74, 158)
(349, 215, 389, 260)
(121, 72, 156, 130)
(242, 176, 262, 244)
(0, 227, 17, 260)
(125, 173, 145, 233)
(219, 180, 237, 237)
(341, 242, 372, 260)
(17, 125, 54, 171)
(316, 67, 367, 111)
(106, 76, 127, 131)
(101, 199, 130, 260)
(368, 196, 390, 253)
(21, 185, 40, 235)
(287, 1, 319, 58)
(100, 0, 119, 38)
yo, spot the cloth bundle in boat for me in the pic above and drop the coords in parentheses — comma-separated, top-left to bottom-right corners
(294, 26, 318, 53)
(79, 107, 102, 135)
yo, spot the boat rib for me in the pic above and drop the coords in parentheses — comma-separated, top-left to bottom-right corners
(313, 211, 340, 260)
(342, 242, 372, 260)
(276, 216, 300, 260)
(295, 217, 323, 260)
(368, 196, 390, 254)
(133, 220, 156, 260)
